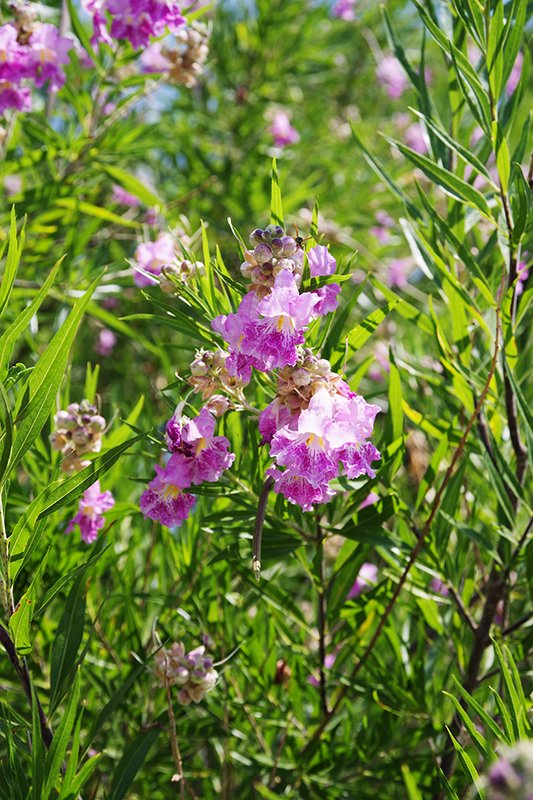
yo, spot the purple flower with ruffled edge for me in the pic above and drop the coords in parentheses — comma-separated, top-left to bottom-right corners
(307, 245, 337, 277)
(165, 406, 235, 484)
(347, 562, 378, 599)
(86, 0, 185, 49)
(0, 82, 32, 114)
(29, 23, 74, 91)
(0, 24, 33, 82)
(258, 397, 295, 444)
(140, 454, 196, 528)
(67, 480, 115, 544)
(310, 283, 341, 317)
(267, 467, 335, 512)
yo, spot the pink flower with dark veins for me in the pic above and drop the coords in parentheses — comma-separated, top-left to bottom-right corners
(165, 405, 235, 484)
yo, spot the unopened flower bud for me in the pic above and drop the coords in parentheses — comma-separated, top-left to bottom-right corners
(249, 228, 264, 245)
(264, 224, 284, 239)
(254, 243, 272, 264)
(89, 415, 106, 432)
(190, 357, 209, 376)
(205, 394, 231, 416)
(270, 237, 284, 255)
(292, 368, 311, 387)
(281, 235, 297, 256)
(315, 359, 331, 376)
(72, 428, 91, 447)
(213, 350, 228, 369)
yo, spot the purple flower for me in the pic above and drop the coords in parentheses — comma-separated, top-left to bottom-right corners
(376, 56, 408, 99)
(112, 184, 141, 206)
(430, 577, 449, 597)
(165, 406, 235, 484)
(506, 51, 523, 96)
(347, 562, 378, 599)
(0, 25, 32, 82)
(269, 110, 300, 148)
(96, 328, 117, 357)
(140, 456, 196, 528)
(359, 491, 379, 510)
(309, 283, 341, 317)
(405, 122, 428, 154)
(267, 467, 335, 512)
(133, 232, 176, 287)
(307, 245, 337, 277)
(332, 0, 356, 21)
(258, 397, 295, 444)
(516, 261, 529, 296)
(67, 481, 115, 544)
(213, 271, 318, 380)
(0, 82, 32, 114)
(387, 257, 412, 288)
(85, 0, 185, 49)
(29, 23, 73, 91)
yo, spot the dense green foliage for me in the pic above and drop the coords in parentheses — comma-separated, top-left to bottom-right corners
(0, 0, 531, 797)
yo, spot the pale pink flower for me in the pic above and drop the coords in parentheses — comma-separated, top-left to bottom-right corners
(269, 110, 300, 148)
(347, 562, 378, 599)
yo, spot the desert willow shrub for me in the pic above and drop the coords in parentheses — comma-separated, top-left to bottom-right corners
(0, 1, 531, 800)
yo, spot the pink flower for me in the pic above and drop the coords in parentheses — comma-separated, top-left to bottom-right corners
(405, 122, 428, 154)
(309, 283, 341, 317)
(307, 245, 337, 277)
(387, 257, 412, 288)
(506, 51, 523, 96)
(112, 184, 141, 206)
(140, 456, 196, 528)
(85, 0, 185, 49)
(268, 388, 381, 510)
(269, 110, 300, 148)
(29, 23, 73, 91)
(516, 261, 529, 296)
(213, 271, 318, 381)
(165, 406, 235, 484)
(370, 210, 394, 243)
(67, 481, 115, 544)
(347, 562, 378, 599)
(258, 397, 295, 444)
(96, 328, 117, 357)
(430, 577, 449, 597)
(0, 82, 32, 114)
(140, 39, 171, 72)
(133, 232, 176, 287)
(359, 491, 379, 510)
(332, 0, 356, 21)
(376, 56, 408, 99)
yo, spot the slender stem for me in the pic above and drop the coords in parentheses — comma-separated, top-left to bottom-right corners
(315, 519, 328, 717)
(301, 281, 504, 756)
(163, 658, 185, 798)
(252, 477, 274, 580)
(0, 623, 53, 748)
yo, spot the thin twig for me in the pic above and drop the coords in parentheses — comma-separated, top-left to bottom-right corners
(252, 477, 274, 580)
(315, 517, 329, 716)
(301, 280, 504, 756)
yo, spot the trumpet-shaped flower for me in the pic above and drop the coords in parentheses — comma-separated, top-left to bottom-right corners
(139, 455, 196, 528)
(165, 406, 235, 483)
(67, 481, 115, 544)
(307, 245, 337, 277)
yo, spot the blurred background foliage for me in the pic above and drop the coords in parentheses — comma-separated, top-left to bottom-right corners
(0, 0, 532, 797)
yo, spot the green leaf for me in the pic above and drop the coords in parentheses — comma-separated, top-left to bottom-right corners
(66, 0, 102, 74)
(445, 727, 484, 794)
(492, 121, 510, 195)
(401, 764, 424, 800)
(331, 299, 402, 370)
(42, 672, 81, 800)
(99, 164, 162, 207)
(30, 685, 44, 800)
(0, 381, 13, 488)
(9, 275, 100, 472)
(385, 136, 492, 219)
(442, 692, 494, 760)
(49, 577, 87, 711)
(270, 157, 284, 227)
(0, 208, 25, 318)
(54, 199, 141, 229)
(108, 728, 160, 800)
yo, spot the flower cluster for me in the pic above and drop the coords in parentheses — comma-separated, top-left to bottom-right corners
(0, 19, 73, 114)
(51, 399, 116, 543)
(154, 642, 218, 705)
(268, 110, 300, 148)
(213, 228, 341, 383)
(332, 0, 357, 21)
(140, 404, 235, 528)
(141, 22, 210, 87)
(83, 0, 185, 50)
(141, 221, 380, 523)
(213, 225, 380, 511)
(51, 400, 107, 473)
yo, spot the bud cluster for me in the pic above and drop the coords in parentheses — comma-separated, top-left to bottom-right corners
(487, 742, 533, 800)
(241, 224, 304, 298)
(160, 259, 204, 294)
(165, 23, 210, 87)
(154, 642, 218, 705)
(276, 349, 349, 413)
(50, 400, 106, 473)
(188, 348, 242, 400)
